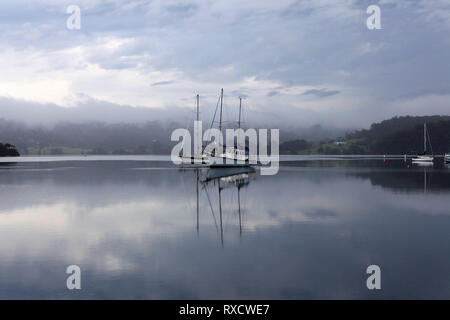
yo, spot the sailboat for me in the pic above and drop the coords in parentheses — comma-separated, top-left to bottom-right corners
(180, 94, 210, 166)
(206, 89, 250, 167)
(412, 123, 434, 164)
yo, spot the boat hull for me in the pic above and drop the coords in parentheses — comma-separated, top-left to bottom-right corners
(205, 166, 256, 181)
(179, 156, 210, 167)
(208, 156, 251, 168)
(412, 155, 434, 163)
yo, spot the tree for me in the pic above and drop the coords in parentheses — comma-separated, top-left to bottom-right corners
(0, 143, 20, 156)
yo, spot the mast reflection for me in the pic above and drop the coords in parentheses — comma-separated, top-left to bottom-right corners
(192, 167, 256, 247)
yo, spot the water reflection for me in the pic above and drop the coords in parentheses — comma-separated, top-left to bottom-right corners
(350, 165, 450, 194)
(0, 160, 449, 299)
(196, 167, 256, 246)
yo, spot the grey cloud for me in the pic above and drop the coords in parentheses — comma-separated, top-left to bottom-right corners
(151, 80, 174, 87)
(0, 1, 449, 126)
(230, 90, 248, 99)
(302, 89, 340, 98)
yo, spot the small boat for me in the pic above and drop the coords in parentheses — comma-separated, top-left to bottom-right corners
(412, 123, 434, 164)
(412, 155, 434, 163)
(445, 153, 450, 163)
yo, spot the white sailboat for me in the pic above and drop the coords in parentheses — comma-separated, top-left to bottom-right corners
(412, 123, 434, 164)
(206, 89, 250, 167)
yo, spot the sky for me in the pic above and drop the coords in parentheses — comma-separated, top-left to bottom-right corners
(0, 0, 449, 128)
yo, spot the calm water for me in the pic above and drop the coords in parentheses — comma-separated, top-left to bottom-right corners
(0, 156, 449, 299)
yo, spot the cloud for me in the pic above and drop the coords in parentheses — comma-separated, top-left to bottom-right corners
(302, 89, 340, 98)
(0, 0, 448, 127)
(151, 80, 175, 87)
(357, 42, 387, 55)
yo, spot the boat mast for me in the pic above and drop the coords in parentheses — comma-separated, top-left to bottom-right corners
(196, 94, 201, 157)
(219, 88, 223, 133)
(424, 123, 427, 154)
(196, 94, 199, 121)
(238, 97, 242, 129)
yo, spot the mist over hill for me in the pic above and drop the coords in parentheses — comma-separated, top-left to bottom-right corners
(3, 94, 448, 156)
(280, 116, 450, 155)
(0, 118, 348, 155)
(3, 115, 450, 156)
(0, 119, 177, 155)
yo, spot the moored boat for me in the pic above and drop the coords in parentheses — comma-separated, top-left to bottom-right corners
(205, 89, 250, 168)
(412, 155, 434, 163)
(412, 123, 434, 164)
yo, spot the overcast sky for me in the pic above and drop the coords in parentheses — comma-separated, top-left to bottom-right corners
(0, 0, 449, 127)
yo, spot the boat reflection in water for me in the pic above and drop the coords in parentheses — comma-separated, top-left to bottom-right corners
(189, 166, 256, 247)
(421, 166, 432, 194)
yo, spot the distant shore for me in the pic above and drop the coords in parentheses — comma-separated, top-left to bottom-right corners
(0, 143, 20, 157)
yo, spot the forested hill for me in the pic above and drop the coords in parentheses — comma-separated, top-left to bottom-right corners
(0, 143, 20, 156)
(348, 116, 450, 142)
(280, 116, 450, 155)
(347, 116, 450, 154)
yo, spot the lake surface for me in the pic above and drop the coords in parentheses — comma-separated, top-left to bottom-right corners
(0, 156, 449, 299)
